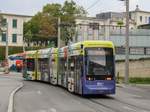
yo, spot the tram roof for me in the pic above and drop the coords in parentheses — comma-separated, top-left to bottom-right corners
(70, 40, 114, 49)
(37, 48, 58, 58)
(37, 48, 51, 58)
(25, 50, 37, 58)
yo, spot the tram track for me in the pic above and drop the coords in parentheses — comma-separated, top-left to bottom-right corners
(88, 98, 122, 112)
(114, 97, 150, 111)
(88, 96, 150, 112)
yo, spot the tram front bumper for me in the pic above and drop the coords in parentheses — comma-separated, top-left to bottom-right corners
(83, 81, 115, 95)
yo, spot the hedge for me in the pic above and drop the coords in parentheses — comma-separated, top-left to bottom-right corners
(0, 46, 50, 60)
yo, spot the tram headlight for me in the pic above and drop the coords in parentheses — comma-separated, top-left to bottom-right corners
(86, 76, 94, 81)
(106, 77, 112, 80)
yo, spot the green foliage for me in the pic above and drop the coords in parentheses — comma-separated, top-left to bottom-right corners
(117, 21, 124, 26)
(116, 76, 150, 84)
(24, 0, 87, 46)
(0, 14, 3, 34)
(0, 46, 51, 60)
(0, 46, 23, 60)
(129, 77, 150, 84)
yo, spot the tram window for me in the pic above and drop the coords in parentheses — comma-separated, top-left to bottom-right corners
(70, 58, 75, 71)
(85, 48, 114, 76)
(65, 62, 67, 67)
(59, 58, 67, 75)
(27, 59, 35, 71)
(70, 62, 74, 67)
(39, 58, 49, 71)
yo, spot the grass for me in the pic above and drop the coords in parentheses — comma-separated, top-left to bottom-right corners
(116, 77, 150, 84)
(129, 77, 150, 84)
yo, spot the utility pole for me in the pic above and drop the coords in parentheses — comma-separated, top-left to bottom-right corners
(119, 0, 129, 84)
(57, 17, 61, 48)
(125, 0, 129, 84)
(5, 22, 9, 73)
(6, 23, 8, 60)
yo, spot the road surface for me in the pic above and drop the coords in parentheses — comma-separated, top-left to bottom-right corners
(14, 80, 150, 112)
(0, 72, 22, 112)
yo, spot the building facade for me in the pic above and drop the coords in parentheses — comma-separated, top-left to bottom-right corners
(130, 5, 150, 27)
(0, 13, 32, 47)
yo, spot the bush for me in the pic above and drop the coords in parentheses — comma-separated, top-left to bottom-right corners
(129, 77, 150, 84)
(0, 46, 23, 60)
(0, 46, 50, 60)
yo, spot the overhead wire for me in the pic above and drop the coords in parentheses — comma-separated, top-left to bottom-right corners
(86, 0, 101, 11)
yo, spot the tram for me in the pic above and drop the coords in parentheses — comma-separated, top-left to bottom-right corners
(23, 41, 116, 95)
(36, 48, 51, 82)
(59, 41, 116, 95)
(23, 50, 37, 80)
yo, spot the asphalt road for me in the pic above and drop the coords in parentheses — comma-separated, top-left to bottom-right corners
(0, 72, 22, 112)
(14, 80, 150, 112)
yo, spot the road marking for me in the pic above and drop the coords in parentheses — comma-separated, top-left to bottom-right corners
(50, 108, 57, 112)
(37, 90, 42, 95)
(7, 83, 23, 112)
(123, 106, 137, 112)
(141, 110, 149, 112)
(131, 94, 142, 98)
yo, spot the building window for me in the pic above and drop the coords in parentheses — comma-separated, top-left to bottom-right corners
(145, 17, 147, 23)
(2, 18, 7, 27)
(12, 19, 17, 28)
(1, 33, 6, 42)
(140, 16, 142, 22)
(12, 34, 17, 43)
(129, 13, 131, 19)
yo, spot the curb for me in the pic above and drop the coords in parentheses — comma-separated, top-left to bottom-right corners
(116, 84, 127, 88)
(7, 83, 24, 112)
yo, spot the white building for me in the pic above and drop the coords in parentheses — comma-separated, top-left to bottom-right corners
(74, 16, 135, 42)
(130, 5, 150, 28)
(74, 6, 150, 42)
(0, 13, 32, 47)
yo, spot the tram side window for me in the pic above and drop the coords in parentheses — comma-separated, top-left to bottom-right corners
(69, 56, 75, 77)
(39, 58, 49, 72)
(76, 56, 83, 77)
(59, 58, 66, 75)
(27, 59, 35, 71)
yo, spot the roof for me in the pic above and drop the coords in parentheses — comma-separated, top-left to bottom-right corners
(130, 10, 150, 14)
(0, 12, 33, 18)
(25, 50, 37, 58)
(76, 16, 104, 21)
(130, 5, 150, 14)
(71, 40, 114, 49)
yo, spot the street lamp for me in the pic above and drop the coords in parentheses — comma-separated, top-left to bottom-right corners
(119, 0, 129, 84)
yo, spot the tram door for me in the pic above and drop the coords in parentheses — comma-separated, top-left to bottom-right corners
(68, 56, 81, 93)
(74, 56, 83, 94)
(39, 58, 49, 82)
(68, 56, 75, 92)
(58, 58, 67, 87)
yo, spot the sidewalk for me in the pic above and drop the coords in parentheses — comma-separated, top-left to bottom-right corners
(117, 83, 150, 88)
(0, 73, 23, 112)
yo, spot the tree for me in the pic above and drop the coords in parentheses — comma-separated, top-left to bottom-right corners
(24, 0, 87, 46)
(117, 20, 124, 34)
(0, 14, 3, 35)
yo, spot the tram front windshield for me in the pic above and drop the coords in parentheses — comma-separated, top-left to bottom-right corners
(85, 48, 114, 78)
(26, 59, 35, 71)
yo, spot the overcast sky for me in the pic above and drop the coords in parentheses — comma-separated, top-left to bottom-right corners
(0, 0, 149, 16)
